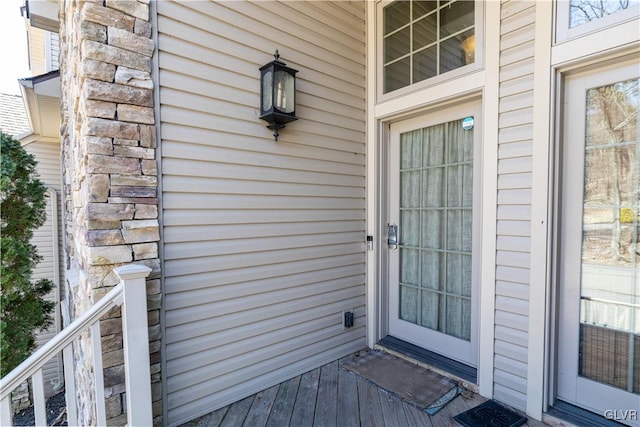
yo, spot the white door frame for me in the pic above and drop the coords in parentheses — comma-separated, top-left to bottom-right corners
(364, 0, 502, 400)
(555, 57, 640, 424)
(387, 101, 482, 367)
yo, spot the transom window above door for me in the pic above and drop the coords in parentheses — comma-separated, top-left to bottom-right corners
(556, 0, 640, 42)
(382, 0, 478, 94)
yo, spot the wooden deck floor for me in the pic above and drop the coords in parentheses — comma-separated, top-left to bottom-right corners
(182, 356, 546, 427)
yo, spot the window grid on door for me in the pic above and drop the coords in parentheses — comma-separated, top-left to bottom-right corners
(398, 119, 473, 340)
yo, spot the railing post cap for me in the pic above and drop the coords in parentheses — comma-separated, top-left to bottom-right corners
(114, 264, 152, 280)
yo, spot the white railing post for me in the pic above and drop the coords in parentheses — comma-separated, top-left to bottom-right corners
(114, 264, 153, 427)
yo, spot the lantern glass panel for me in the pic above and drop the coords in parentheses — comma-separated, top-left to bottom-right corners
(274, 70, 295, 113)
(262, 69, 273, 112)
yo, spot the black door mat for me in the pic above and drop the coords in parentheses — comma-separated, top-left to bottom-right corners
(341, 350, 461, 415)
(454, 400, 527, 427)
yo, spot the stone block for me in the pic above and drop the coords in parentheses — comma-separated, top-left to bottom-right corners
(102, 270, 122, 287)
(106, 0, 149, 20)
(86, 245, 133, 265)
(101, 333, 123, 352)
(134, 18, 152, 38)
(147, 309, 159, 325)
(108, 26, 154, 57)
(103, 365, 125, 388)
(81, 3, 135, 32)
(108, 197, 158, 205)
(107, 413, 127, 427)
(102, 349, 124, 369)
(135, 204, 157, 219)
(84, 117, 140, 140)
(147, 293, 161, 310)
(80, 20, 107, 43)
(85, 136, 114, 155)
(88, 153, 140, 175)
(82, 40, 150, 73)
(86, 229, 125, 246)
(82, 58, 116, 83)
(117, 104, 154, 124)
(87, 219, 123, 230)
(149, 362, 161, 375)
(113, 145, 154, 159)
(84, 78, 152, 107)
(141, 159, 157, 176)
(85, 99, 117, 119)
(85, 174, 110, 202)
(150, 350, 161, 365)
(105, 394, 122, 419)
(121, 219, 159, 243)
(86, 202, 135, 220)
(114, 138, 138, 146)
(112, 175, 157, 187)
(151, 380, 162, 401)
(139, 125, 156, 148)
(111, 186, 156, 198)
(100, 318, 123, 336)
(137, 258, 161, 278)
(134, 242, 158, 260)
(146, 278, 161, 295)
(114, 66, 153, 89)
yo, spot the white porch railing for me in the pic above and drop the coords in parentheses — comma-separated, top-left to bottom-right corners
(0, 264, 153, 426)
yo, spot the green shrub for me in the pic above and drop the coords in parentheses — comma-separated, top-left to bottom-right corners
(1, 131, 54, 377)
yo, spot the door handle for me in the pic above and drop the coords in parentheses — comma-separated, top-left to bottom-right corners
(387, 223, 398, 250)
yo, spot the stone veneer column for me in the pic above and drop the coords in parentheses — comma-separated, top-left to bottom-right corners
(59, 0, 161, 425)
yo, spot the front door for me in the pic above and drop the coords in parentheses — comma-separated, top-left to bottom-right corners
(557, 58, 640, 425)
(388, 100, 481, 367)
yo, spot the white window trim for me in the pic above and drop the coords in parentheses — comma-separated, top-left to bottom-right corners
(45, 31, 53, 73)
(375, 0, 485, 103)
(555, 0, 640, 44)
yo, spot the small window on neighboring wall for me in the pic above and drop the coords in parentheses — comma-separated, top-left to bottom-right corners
(381, 0, 478, 94)
(556, 0, 640, 42)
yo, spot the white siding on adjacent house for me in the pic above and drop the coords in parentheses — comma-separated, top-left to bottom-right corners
(23, 140, 63, 397)
(157, 1, 366, 424)
(494, 0, 536, 411)
(48, 32, 59, 71)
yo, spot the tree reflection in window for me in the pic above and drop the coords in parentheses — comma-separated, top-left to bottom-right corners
(583, 78, 639, 267)
(570, 0, 639, 28)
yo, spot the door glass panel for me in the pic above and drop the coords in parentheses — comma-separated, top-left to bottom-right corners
(579, 77, 640, 394)
(398, 119, 473, 341)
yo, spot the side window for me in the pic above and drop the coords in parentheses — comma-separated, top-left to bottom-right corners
(556, 0, 640, 42)
(381, 0, 477, 95)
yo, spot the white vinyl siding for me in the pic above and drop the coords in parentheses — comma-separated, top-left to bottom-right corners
(156, 1, 366, 425)
(493, 0, 536, 411)
(23, 140, 63, 397)
(47, 32, 59, 71)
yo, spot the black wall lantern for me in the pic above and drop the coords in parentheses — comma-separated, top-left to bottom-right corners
(259, 50, 298, 141)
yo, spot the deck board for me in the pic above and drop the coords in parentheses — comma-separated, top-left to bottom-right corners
(265, 376, 300, 427)
(182, 352, 544, 427)
(243, 384, 279, 427)
(289, 367, 320, 426)
(357, 377, 385, 427)
(336, 368, 360, 427)
(313, 361, 339, 427)
(219, 395, 254, 427)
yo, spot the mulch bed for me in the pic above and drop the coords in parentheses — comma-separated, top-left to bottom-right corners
(12, 391, 67, 426)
